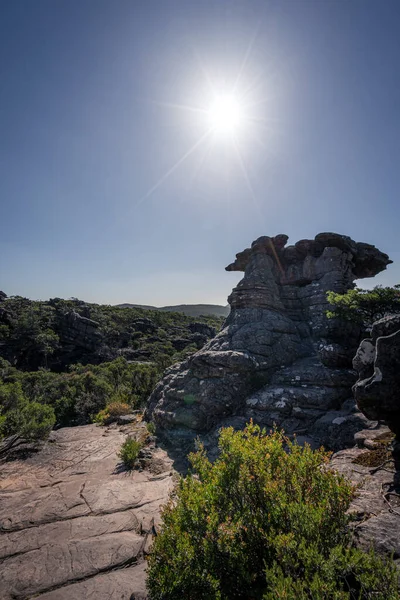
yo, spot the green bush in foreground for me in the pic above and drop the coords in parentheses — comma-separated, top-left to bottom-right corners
(118, 437, 141, 469)
(147, 423, 398, 600)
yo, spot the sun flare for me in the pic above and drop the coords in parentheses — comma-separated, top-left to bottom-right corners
(207, 94, 243, 135)
(138, 32, 272, 205)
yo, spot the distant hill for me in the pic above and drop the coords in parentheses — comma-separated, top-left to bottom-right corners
(116, 303, 230, 318)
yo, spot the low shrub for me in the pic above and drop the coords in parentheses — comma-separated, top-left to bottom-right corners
(0, 380, 56, 446)
(118, 437, 142, 469)
(147, 423, 399, 600)
(93, 401, 131, 425)
(146, 421, 156, 435)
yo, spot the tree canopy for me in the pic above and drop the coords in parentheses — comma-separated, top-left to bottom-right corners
(327, 285, 400, 330)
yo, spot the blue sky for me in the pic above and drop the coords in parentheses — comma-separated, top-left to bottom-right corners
(1, 0, 399, 305)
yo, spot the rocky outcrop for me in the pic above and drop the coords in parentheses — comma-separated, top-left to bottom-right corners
(146, 233, 391, 446)
(331, 425, 400, 569)
(56, 311, 102, 351)
(353, 314, 400, 437)
(0, 423, 174, 599)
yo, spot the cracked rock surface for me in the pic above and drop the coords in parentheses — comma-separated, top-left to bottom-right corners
(331, 425, 400, 568)
(0, 424, 174, 599)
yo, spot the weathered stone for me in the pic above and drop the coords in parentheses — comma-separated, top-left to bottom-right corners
(371, 314, 400, 342)
(146, 233, 391, 442)
(0, 424, 174, 599)
(132, 318, 156, 334)
(116, 413, 140, 424)
(35, 563, 148, 600)
(56, 310, 102, 351)
(311, 409, 373, 450)
(353, 315, 400, 436)
(188, 322, 216, 337)
(331, 429, 400, 569)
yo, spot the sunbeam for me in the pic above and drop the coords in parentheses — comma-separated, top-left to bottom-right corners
(232, 27, 259, 95)
(231, 134, 264, 223)
(136, 128, 213, 206)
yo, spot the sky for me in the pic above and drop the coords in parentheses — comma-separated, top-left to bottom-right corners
(1, 0, 399, 306)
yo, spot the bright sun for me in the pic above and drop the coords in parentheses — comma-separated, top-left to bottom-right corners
(208, 94, 243, 135)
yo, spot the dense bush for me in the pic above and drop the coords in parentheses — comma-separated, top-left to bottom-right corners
(147, 423, 398, 600)
(118, 437, 142, 469)
(327, 285, 400, 330)
(0, 378, 55, 450)
(0, 357, 159, 427)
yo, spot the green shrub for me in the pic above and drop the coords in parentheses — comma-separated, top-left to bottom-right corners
(146, 421, 156, 435)
(147, 423, 398, 600)
(327, 285, 400, 330)
(118, 437, 142, 469)
(0, 378, 56, 450)
(93, 401, 131, 425)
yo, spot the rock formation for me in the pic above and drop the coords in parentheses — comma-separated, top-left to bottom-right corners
(0, 423, 174, 599)
(56, 310, 102, 352)
(353, 314, 400, 437)
(146, 233, 391, 447)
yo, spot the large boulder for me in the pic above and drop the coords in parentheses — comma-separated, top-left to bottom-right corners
(56, 310, 102, 351)
(353, 314, 400, 436)
(146, 233, 391, 444)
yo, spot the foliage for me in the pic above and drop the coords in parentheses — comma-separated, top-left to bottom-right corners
(0, 295, 222, 429)
(93, 401, 131, 425)
(0, 295, 223, 371)
(146, 421, 156, 435)
(118, 437, 142, 469)
(327, 285, 400, 330)
(0, 357, 159, 427)
(0, 379, 55, 444)
(147, 423, 398, 600)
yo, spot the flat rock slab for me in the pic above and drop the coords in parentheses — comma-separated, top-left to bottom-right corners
(331, 434, 400, 567)
(0, 424, 174, 599)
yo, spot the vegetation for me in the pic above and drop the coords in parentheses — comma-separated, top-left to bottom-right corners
(147, 423, 398, 600)
(0, 377, 56, 454)
(0, 356, 159, 428)
(327, 285, 400, 330)
(146, 421, 156, 435)
(93, 401, 132, 425)
(0, 295, 222, 445)
(118, 437, 142, 469)
(0, 295, 222, 371)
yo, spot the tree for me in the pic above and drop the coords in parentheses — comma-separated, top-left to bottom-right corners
(327, 285, 400, 330)
(34, 329, 60, 366)
(147, 423, 398, 600)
